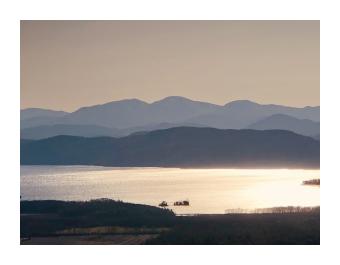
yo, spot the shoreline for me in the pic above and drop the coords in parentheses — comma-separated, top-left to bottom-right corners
(20, 164, 321, 171)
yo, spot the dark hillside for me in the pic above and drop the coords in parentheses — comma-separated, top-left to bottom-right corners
(21, 127, 320, 168)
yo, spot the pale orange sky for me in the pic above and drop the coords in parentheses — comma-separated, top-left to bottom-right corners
(21, 20, 320, 111)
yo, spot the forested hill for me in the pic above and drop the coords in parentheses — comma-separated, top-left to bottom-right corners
(21, 127, 320, 168)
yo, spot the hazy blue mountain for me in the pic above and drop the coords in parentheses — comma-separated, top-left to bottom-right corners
(58, 99, 150, 128)
(118, 121, 206, 136)
(246, 114, 320, 137)
(21, 127, 320, 168)
(20, 121, 208, 140)
(21, 108, 68, 120)
(20, 124, 121, 140)
(187, 100, 320, 129)
(148, 96, 220, 123)
(21, 116, 62, 129)
(21, 108, 69, 129)
(20, 97, 320, 132)
(58, 96, 221, 129)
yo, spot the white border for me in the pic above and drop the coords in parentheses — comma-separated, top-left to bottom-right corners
(1, 0, 339, 264)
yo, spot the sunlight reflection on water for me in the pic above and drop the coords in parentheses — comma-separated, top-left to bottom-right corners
(20, 166, 320, 214)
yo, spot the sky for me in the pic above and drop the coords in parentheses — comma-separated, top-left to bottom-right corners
(21, 20, 320, 111)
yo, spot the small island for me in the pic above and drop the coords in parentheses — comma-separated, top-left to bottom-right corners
(303, 179, 320, 186)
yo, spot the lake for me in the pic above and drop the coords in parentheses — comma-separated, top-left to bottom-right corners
(20, 166, 320, 214)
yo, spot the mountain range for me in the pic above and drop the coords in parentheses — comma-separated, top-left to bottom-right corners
(247, 114, 320, 138)
(21, 127, 320, 168)
(21, 97, 320, 139)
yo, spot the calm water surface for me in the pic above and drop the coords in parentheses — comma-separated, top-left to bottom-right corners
(20, 166, 320, 214)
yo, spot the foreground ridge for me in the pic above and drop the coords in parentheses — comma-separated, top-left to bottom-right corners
(21, 127, 320, 168)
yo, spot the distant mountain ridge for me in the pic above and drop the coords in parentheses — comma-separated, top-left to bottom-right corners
(21, 97, 320, 139)
(20, 124, 120, 140)
(21, 108, 68, 120)
(187, 100, 319, 129)
(247, 114, 320, 138)
(49, 96, 222, 129)
(21, 108, 70, 128)
(21, 127, 320, 168)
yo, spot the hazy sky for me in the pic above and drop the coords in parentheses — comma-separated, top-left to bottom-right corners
(21, 20, 319, 111)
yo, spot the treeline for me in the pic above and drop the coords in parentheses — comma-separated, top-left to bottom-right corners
(147, 211, 320, 245)
(21, 199, 176, 237)
(224, 206, 320, 214)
